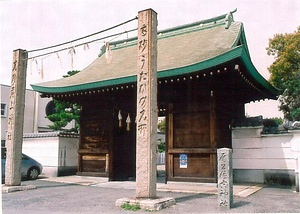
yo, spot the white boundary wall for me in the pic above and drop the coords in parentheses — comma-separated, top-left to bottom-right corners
(157, 152, 165, 165)
(22, 133, 78, 177)
(232, 127, 300, 185)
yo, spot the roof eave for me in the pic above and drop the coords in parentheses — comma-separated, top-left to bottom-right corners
(240, 48, 279, 98)
(31, 46, 243, 94)
(31, 46, 278, 100)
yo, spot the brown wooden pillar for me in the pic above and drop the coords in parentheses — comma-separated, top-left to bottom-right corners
(210, 90, 217, 180)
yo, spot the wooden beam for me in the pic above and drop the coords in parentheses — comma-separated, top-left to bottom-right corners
(168, 148, 216, 154)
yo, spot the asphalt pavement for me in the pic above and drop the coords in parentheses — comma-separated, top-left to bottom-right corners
(2, 176, 300, 213)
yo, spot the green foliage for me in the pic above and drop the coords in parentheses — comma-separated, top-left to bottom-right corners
(266, 117, 283, 126)
(277, 71, 300, 121)
(121, 202, 141, 211)
(267, 27, 300, 121)
(158, 118, 166, 133)
(157, 118, 166, 153)
(158, 142, 165, 153)
(63, 70, 80, 78)
(47, 100, 80, 132)
(46, 70, 81, 132)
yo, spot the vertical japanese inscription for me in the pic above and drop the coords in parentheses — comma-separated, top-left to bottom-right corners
(6, 59, 19, 143)
(6, 63, 17, 141)
(5, 49, 28, 186)
(137, 25, 148, 136)
(217, 148, 233, 209)
(136, 9, 157, 198)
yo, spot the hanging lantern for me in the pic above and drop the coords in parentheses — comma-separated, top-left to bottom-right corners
(126, 113, 131, 131)
(118, 110, 122, 127)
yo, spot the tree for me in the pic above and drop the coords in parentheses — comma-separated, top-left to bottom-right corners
(46, 70, 81, 132)
(267, 27, 300, 121)
(158, 118, 166, 133)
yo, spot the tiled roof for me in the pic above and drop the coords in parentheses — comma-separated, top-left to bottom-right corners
(31, 11, 278, 97)
(23, 132, 79, 138)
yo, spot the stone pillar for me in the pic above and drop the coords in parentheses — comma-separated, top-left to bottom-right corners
(5, 49, 28, 186)
(217, 148, 233, 209)
(136, 9, 158, 198)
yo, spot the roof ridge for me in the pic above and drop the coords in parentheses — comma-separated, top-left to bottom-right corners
(159, 8, 237, 35)
(107, 9, 238, 52)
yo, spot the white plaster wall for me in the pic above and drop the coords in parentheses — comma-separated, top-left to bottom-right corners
(157, 152, 165, 165)
(23, 135, 79, 177)
(23, 137, 59, 167)
(232, 127, 296, 170)
(23, 137, 59, 177)
(58, 137, 78, 167)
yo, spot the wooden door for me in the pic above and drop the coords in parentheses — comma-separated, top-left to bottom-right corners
(110, 121, 136, 181)
(166, 101, 217, 182)
(77, 108, 111, 176)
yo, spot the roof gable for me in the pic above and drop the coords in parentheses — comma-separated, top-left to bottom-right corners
(31, 11, 278, 98)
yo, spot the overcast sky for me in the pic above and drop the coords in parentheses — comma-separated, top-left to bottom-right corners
(1, 0, 299, 118)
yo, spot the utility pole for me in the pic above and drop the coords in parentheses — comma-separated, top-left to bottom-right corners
(5, 49, 28, 186)
(136, 9, 158, 198)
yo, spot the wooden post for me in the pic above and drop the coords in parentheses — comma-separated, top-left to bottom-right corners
(210, 90, 216, 179)
(5, 49, 28, 186)
(166, 103, 173, 184)
(136, 9, 158, 198)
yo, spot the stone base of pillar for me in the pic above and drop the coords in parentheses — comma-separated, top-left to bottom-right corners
(2, 185, 37, 193)
(116, 197, 175, 211)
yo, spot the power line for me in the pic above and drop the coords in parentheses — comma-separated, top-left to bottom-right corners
(26, 16, 138, 54)
(26, 28, 137, 60)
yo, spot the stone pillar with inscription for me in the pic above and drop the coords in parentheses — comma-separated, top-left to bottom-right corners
(136, 9, 158, 198)
(5, 49, 28, 186)
(217, 148, 233, 209)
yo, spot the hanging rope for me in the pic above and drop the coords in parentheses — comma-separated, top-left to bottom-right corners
(26, 16, 138, 54)
(26, 28, 137, 60)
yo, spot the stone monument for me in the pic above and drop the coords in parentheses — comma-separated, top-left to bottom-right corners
(217, 148, 233, 209)
(135, 8, 158, 199)
(5, 49, 28, 186)
(116, 9, 175, 211)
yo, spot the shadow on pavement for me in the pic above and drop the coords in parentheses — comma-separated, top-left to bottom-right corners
(23, 179, 78, 190)
(233, 200, 251, 208)
(175, 193, 213, 203)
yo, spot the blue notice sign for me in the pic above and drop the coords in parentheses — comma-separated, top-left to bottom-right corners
(179, 154, 188, 168)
